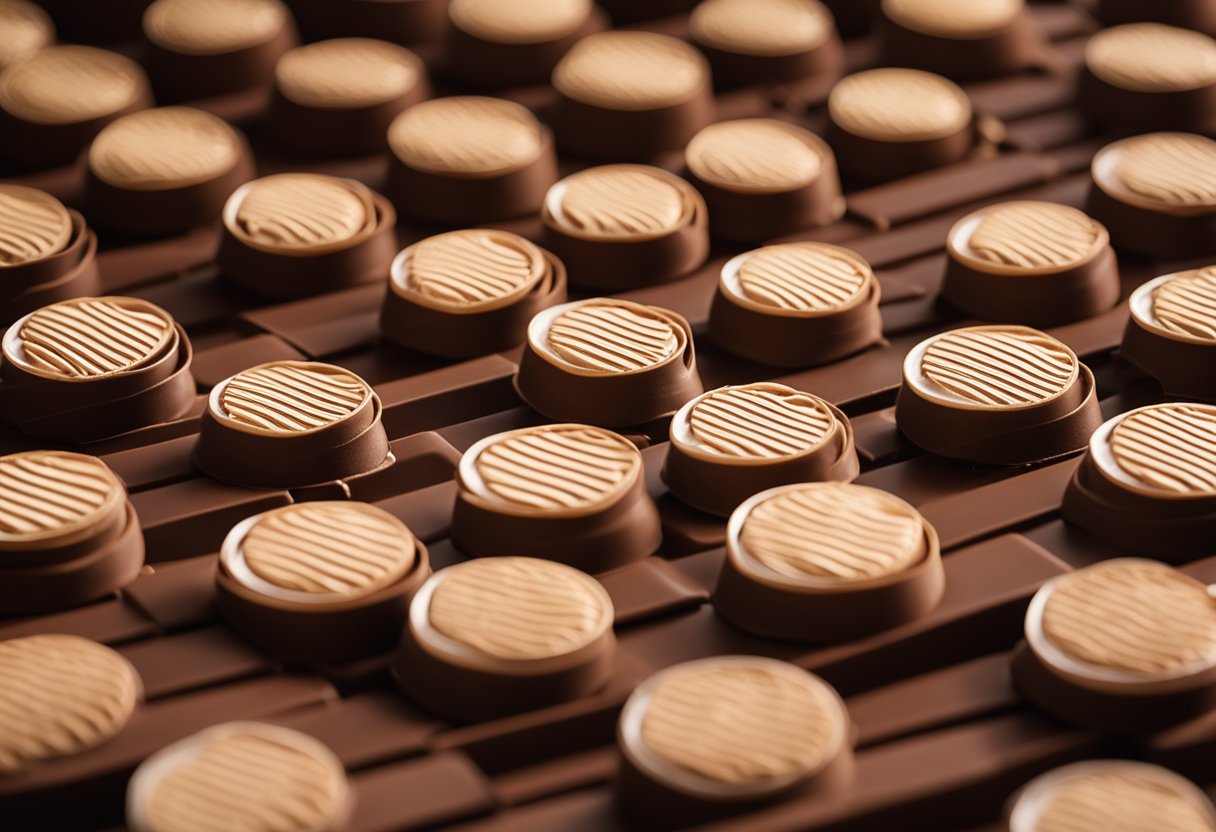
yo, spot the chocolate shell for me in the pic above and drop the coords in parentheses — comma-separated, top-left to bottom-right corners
(1120, 266, 1216, 401)
(1097, 0, 1216, 36)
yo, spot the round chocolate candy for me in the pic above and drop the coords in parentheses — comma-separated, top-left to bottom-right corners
(616, 656, 852, 829)
(217, 501, 430, 664)
(84, 106, 255, 236)
(942, 201, 1120, 327)
(194, 360, 389, 489)
(126, 722, 352, 832)
(688, 0, 843, 89)
(827, 67, 976, 182)
(0, 45, 151, 169)
(515, 298, 703, 427)
(1014, 558, 1216, 733)
(396, 556, 616, 721)
(684, 119, 845, 242)
(896, 325, 1102, 465)
(0, 0, 53, 71)
(386, 95, 558, 225)
(268, 37, 428, 157)
(451, 423, 661, 571)
(1121, 266, 1216, 400)
(1087, 132, 1216, 259)
(382, 229, 568, 358)
(1097, 0, 1216, 38)
(551, 31, 714, 160)
(218, 173, 397, 300)
(708, 242, 882, 366)
(0, 634, 141, 775)
(663, 383, 861, 518)
(541, 164, 709, 290)
(0, 297, 196, 442)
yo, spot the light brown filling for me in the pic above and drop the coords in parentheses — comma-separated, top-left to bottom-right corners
(829, 68, 971, 142)
(16, 297, 174, 378)
(388, 96, 543, 176)
(733, 243, 870, 312)
(0, 0, 54, 70)
(552, 166, 688, 237)
(1033, 769, 1216, 832)
(88, 107, 241, 190)
(231, 174, 369, 252)
(918, 326, 1077, 408)
(690, 0, 834, 56)
(405, 229, 546, 308)
(546, 300, 681, 373)
(143, 0, 287, 55)
(0, 184, 71, 266)
(685, 120, 824, 193)
(1087, 23, 1216, 93)
(1109, 133, 1216, 210)
(553, 31, 707, 110)
(965, 202, 1103, 269)
(217, 361, 369, 433)
(0, 451, 123, 544)
(1109, 404, 1216, 496)
(275, 38, 421, 109)
(449, 0, 591, 44)
(883, 0, 1023, 37)
(687, 384, 836, 459)
(1152, 267, 1216, 340)
(0, 45, 146, 125)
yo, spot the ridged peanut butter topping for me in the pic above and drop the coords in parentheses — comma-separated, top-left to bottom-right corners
(16, 297, 174, 378)
(1087, 24, 1216, 93)
(829, 68, 971, 142)
(143, 0, 288, 55)
(140, 724, 348, 832)
(1153, 267, 1216, 340)
(1033, 769, 1216, 832)
(686, 120, 824, 192)
(275, 38, 422, 109)
(473, 425, 640, 511)
(1041, 560, 1216, 675)
(690, 0, 834, 57)
(732, 243, 870, 312)
(0, 45, 146, 125)
(553, 31, 708, 110)
(740, 483, 925, 581)
(552, 166, 688, 237)
(241, 503, 414, 598)
(428, 557, 610, 661)
(88, 107, 241, 190)
(0, 635, 139, 775)
(546, 300, 681, 373)
(405, 230, 546, 308)
(918, 326, 1077, 408)
(230, 174, 369, 252)
(1107, 133, 1216, 210)
(965, 202, 1104, 269)
(449, 0, 591, 44)
(640, 661, 843, 784)
(388, 96, 543, 175)
(0, 185, 71, 266)
(0, 451, 123, 543)
(1108, 404, 1216, 496)
(687, 384, 836, 459)
(883, 0, 1023, 37)
(0, 0, 54, 70)
(217, 362, 370, 433)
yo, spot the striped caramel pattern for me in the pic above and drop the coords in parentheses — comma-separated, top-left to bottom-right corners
(546, 301, 681, 373)
(0, 185, 71, 266)
(1034, 769, 1216, 832)
(734, 243, 869, 312)
(232, 174, 368, 250)
(275, 38, 421, 109)
(1087, 23, 1216, 93)
(406, 230, 545, 307)
(218, 362, 369, 433)
(829, 68, 971, 141)
(1109, 404, 1216, 495)
(685, 120, 823, 192)
(553, 31, 707, 109)
(17, 297, 173, 378)
(388, 96, 543, 175)
(450, 0, 591, 44)
(687, 384, 836, 459)
(919, 326, 1077, 407)
(1153, 267, 1216, 340)
(690, 0, 833, 56)
(554, 166, 687, 237)
(0, 451, 121, 539)
(89, 107, 240, 190)
(143, 0, 287, 54)
(883, 0, 1023, 36)
(1112, 133, 1216, 209)
(967, 202, 1103, 269)
(0, 45, 145, 125)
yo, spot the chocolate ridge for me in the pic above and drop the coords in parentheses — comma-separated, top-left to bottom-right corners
(1120, 273, 1216, 401)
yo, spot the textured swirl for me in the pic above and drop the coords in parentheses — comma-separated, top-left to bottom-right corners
(0, 635, 140, 775)
(450, 0, 591, 44)
(0, 185, 71, 266)
(883, 0, 1023, 37)
(686, 384, 836, 459)
(685, 120, 824, 192)
(143, 0, 288, 54)
(1087, 23, 1216, 93)
(428, 557, 610, 661)
(740, 483, 925, 581)
(829, 68, 971, 141)
(472, 425, 640, 511)
(241, 503, 415, 598)
(88, 107, 241, 190)
(546, 301, 681, 373)
(405, 230, 545, 308)
(965, 202, 1104, 269)
(0, 0, 54, 70)
(275, 38, 421, 109)
(732, 243, 870, 312)
(690, 0, 834, 56)
(230, 174, 369, 252)
(217, 362, 370, 433)
(640, 661, 843, 785)
(919, 326, 1077, 407)
(1108, 404, 1216, 496)
(388, 96, 543, 176)
(0, 451, 122, 540)
(1033, 768, 1216, 832)
(1042, 560, 1216, 675)
(552, 166, 688, 237)
(1110, 133, 1216, 209)
(1153, 267, 1216, 340)
(17, 297, 174, 378)
(0, 45, 146, 125)
(553, 31, 707, 109)
(140, 723, 349, 832)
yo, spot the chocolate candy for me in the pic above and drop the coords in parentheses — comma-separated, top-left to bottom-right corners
(451, 424, 661, 571)
(515, 298, 703, 427)
(386, 95, 558, 225)
(217, 173, 397, 300)
(267, 37, 428, 157)
(0, 297, 196, 443)
(942, 201, 1120, 327)
(896, 325, 1102, 465)
(217, 501, 430, 664)
(827, 67, 976, 182)
(84, 106, 255, 236)
(381, 229, 567, 358)
(551, 31, 714, 160)
(1121, 267, 1216, 401)
(195, 360, 389, 489)
(0, 0, 53, 71)
(878, 0, 1046, 81)
(0, 45, 151, 169)
(663, 383, 860, 518)
(396, 556, 616, 721)
(1014, 558, 1216, 732)
(707, 242, 882, 366)
(0, 451, 144, 615)
(616, 656, 852, 829)
(1097, 0, 1216, 38)
(684, 119, 845, 242)
(1087, 132, 1216, 260)
(126, 722, 352, 832)
(714, 483, 944, 642)
(541, 165, 709, 290)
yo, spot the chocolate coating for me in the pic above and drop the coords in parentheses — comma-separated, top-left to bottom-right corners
(689, 0, 843, 88)
(1097, 0, 1216, 36)
(879, 0, 1046, 81)
(1120, 267, 1216, 401)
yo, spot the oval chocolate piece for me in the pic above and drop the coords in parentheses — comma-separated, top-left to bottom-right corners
(829, 67, 972, 142)
(0, 450, 126, 550)
(396, 229, 548, 311)
(723, 242, 872, 313)
(224, 173, 374, 254)
(0, 45, 147, 126)
(553, 30, 708, 111)
(1086, 23, 1216, 93)
(0, 0, 54, 71)
(1150, 266, 1216, 340)
(143, 0, 289, 55)
(388, 95, 544, 177)
(214, 361, 371, 434)
(950, 201, 1107, 272)
(547, 165, 696, 241)
(690, 0, 835, 57)
(882, 0, 1023, 38)
(275, 37, 423, 109)
(684, 383, 838, 460)
(0, 184, 72, 267)
(1093, 132, 1216, 215)
(544, 298, 681, 373)
(449, 0, 592, 45)
(88, 106, 242, 191)
(686, 119, 829, 194)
